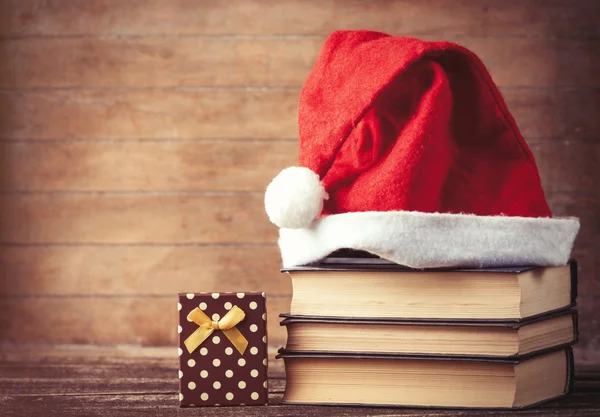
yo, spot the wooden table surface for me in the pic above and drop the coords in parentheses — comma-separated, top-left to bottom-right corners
(0, 346, 599, 416)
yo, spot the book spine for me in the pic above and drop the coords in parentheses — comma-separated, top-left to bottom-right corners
(572, 312, 580, 345)
(570, 260, 579, 306)
(565, 347, 575, 394)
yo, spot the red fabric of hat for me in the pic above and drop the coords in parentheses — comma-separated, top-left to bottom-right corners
(300, 30, 549, 218)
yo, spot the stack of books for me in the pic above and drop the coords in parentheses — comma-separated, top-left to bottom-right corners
(277, 251, 578, 409)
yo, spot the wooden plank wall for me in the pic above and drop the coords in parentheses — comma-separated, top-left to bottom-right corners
(0, 0, 598, 362)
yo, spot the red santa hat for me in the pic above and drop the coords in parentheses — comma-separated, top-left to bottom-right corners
(264, 30, 579, 269)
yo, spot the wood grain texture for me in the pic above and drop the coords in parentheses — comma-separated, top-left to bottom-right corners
(575, 296, 600, 365)
(572, 247, 600, 294)
(530, 141, 600, 194)
(0, 347, 599, 416)
(0, 140, 296, 191)
(0, 89, 299, 140)
(547, 193, 600, 247)
(0, 194, 276, 244)
(0, 37, 321, 88)
(502, 89, 600, 141)
(0, 245, 290, 296)
(1, 0, 598, 37)
(2, 37, 599, 88)
(1, 387, 599, 417)
(0, 296, 291, 346)
(1, 140, 597, 193)
(0, 89, 597, 140)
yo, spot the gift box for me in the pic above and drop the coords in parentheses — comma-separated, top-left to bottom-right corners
(177, 292, 268, 407)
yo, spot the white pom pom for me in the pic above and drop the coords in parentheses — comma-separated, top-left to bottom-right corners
(265, 167, 328, 229)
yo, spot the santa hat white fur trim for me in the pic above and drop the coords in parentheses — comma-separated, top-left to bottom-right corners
(278, 211, 580, 269)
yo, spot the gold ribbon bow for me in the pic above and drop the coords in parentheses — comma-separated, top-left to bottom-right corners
(184, 305, 248, 355)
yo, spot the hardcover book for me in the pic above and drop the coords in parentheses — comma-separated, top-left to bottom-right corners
(280, 309, 578, 358)
(277, 348, 574, 409)
(283, 261, 577, 320)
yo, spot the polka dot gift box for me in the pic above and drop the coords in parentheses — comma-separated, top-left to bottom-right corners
(177, 292, 268, 407)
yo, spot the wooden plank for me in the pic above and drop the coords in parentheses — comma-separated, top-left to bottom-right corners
(574, 297, 600, 366)
(0, 245, 290, 296)
(2, 37, 599, 88)
(0, 89, 597, 141)
(530, 141, 600, 194)
(547, 193, 599, 247)
(0, 141, 296, 192)
(571, 247, 600, 295)
(0, 37, 320, 88)
(0, 194, 277, 244)
(0, 394, 597, 417)
(0, 89, 299, 140)
(0, 346, 180, 364)
(459, 37, 600, 88)
(503, 89, 600, 142)
(0, 392, 597, 417)
(0, 296, 291, 346)
(1, 140, 596, 193)
(1, 0, 598, 37)
(0, 376, 175, 396)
